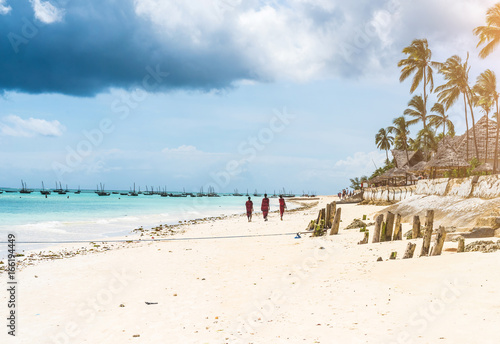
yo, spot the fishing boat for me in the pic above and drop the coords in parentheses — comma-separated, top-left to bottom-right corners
(40, 181, 51, 195)
(96, 183, 110, 196)
(74, 186, 81, 194)
(128, 183, 138, 196)
(20, 180, 33, 194)
(143, 185, 154, 196)
(0, 190, 3, 194)
(233, 189, 243, 196)
(207, 186, 219, 197)
(253, 189, 261, 197)
(196, 187, 207, 197)
(55, 182, 66, 195)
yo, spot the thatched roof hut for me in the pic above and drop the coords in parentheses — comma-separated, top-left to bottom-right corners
(391, 149, 425, 168)
(427, 145, 470, 169)
(448, 115, 499, 164)
(408, 160, 428, 172)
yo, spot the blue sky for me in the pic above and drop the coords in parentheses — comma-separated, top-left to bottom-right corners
(1, 0, 500, 193)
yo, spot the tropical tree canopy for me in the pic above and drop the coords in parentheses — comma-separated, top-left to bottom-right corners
(474, 4, 500, 58)
(375, 128, 394, 162)
(398, 39, 440, 94)
(428, 102, 455, 136)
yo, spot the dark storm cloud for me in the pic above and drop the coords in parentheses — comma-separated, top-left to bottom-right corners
(0, 0, 251, 96)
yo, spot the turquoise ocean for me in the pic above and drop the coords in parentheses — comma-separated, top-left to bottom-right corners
(0, 190, 289, 259)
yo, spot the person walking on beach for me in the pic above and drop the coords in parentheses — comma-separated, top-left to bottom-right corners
(245, 197, 254, 222)
(279, 195, 287, 221)
(261, 193, 270, 221)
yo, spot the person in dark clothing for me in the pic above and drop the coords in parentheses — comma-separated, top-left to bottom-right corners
(261, 194, 270, 221)
(245, 197, 254, 222)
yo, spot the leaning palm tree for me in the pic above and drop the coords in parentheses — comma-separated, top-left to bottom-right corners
(473, 4, 500, 59)
(388, 116, 411, 163)
(404, 94, 429, 129)
(428, 102, 455, 137)
(473, 69, 498, 168)
(398, 39, 441, 128)
(375, 128, 394, 163)
(404, 94, 432, 158)
(435, 54, 479, 161)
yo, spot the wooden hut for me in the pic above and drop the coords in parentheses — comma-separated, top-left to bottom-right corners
(426, 145, 470, 178)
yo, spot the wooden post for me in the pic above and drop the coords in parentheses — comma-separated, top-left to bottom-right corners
(389, 252, 397, 260)
(385, 212, 395, 241)
(393, 214, 402, 240)
(380, 222, 386, 242)
(430, 226, 447, 256)
(329, 208, 342, 235)
(412, 216, 421, 239)
(403, 242, 416, 259)
(395, 224, 402, 240)
(358, 231, 369, 245)
(315, 209, 322, 225)
(372, 214, 384, 243)
(325, 204, 331, 228)
(320, 208, 326, 228)
(457, 236, 465, 253)
(330, 202, 336, 226)
(420, 210, 434, 256)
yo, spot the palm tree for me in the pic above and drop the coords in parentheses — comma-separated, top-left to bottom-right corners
(404, 95, 428, 128)
(435, 54, 479, 161)
(388, 116, 411, 163)
(414, 127, 438, 153)
(428, 102, 455, 137)
(473, 4, 500, 59)
(473, 70, 496, 164)
(398, 39, 441, 129)
(375, 128, 394, 163)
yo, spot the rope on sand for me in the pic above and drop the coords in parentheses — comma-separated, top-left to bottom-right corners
(0, 232, 312, 245)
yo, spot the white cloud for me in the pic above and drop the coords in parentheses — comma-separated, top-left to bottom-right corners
(161, 145, 200, 154)
(0, 0, 11, 15)
(133, 0, 498, 82)
(30, 0, 64, 24)
(0, 115, 65, 137)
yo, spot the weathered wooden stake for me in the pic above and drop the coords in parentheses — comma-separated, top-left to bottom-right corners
(403, 242, 416, 259)
(457, 236, 465, 253)
(430, 226, 447, 256)
(380, 222, 386, 242)
(385, 212, 395, 241)
(372, 214, 384, 243)
(358, 231, 369, 245)
(393, 214, 402, 240)
(395, 224, 402, 240)
(329, 208, 342, 235)
(389, 252, 397, 260)
(325, 204, 331, 228)
(330, 202, 336, 226)
(412, 216, 421, 239)
(420, 210, 434, 256)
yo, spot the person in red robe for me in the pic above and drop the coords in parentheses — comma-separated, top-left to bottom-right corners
(279, 195, 287, 220)
(261, 194, 270, 221)
(245, 197, 254, 222)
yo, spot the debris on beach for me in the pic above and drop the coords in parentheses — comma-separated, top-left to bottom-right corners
(465, 240, 500, 253)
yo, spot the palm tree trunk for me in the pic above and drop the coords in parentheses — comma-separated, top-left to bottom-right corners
(466, 92, 479, 160)
(495, 99, 499, 174)
(486, 112, 489, 164)
(463, 94, 469, 161)
(385, 149, 389, 164)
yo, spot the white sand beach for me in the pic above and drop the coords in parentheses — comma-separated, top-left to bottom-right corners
(2, 196, 500, 344)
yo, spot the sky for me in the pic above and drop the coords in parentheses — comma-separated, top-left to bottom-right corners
(1, 0, 500, 194)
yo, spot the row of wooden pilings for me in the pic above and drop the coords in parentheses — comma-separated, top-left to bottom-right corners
(308, 201, 342, 236)
(361, 210, 464, 259)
